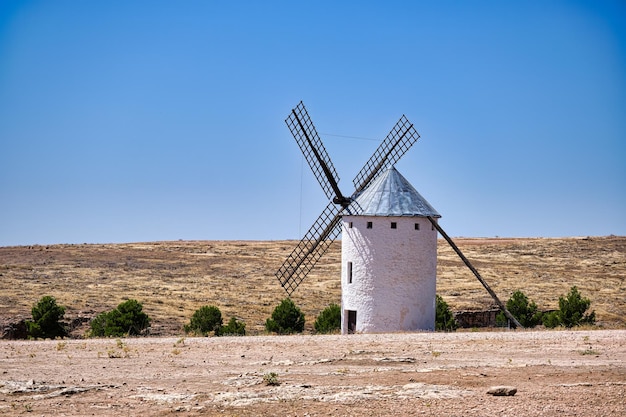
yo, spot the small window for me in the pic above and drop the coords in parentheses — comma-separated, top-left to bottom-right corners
(347, 261, 353, 284)
(415, 223, 420, 230)
(366, 221, 373, 229)
(348, 221, 353, 229)
(391, 222, 397, 229)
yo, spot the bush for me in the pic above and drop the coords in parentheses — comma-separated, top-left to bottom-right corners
(543, 286, 596, 328)
(184, 305, 223, 336)
(217, 317, 246, 336)
(560, 286, 596, 327)
(27, 296, 67, 339)
(265, 298, 305, 334)
(435, 295, 457, 331)
(542, 311, 562, 328)
(314, 303, 341, 334)
(90, 299, 151, 337)
(263, 372, 279, 386)
(496, 290, 542, 328)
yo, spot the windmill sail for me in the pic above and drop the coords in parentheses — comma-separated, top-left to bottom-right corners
(277, 102, 419, 296)
(276, 202, 342, 295)
(285, 101, 343, 201)
(352, 115, 420, 194)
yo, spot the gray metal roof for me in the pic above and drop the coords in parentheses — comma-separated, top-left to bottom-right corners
(345, 167, 441, 217)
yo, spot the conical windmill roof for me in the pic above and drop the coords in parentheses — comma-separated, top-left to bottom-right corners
(346, 167, 441, 217)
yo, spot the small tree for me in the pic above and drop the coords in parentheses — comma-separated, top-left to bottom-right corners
(314, 303, 341, 334)
(90, 299, 151, 337)
(217, 317, 246, 336)
(543, 286, 596, 328)
(496, 290, 542, 328)
(185, 305, 223, 336)
(265, 298, 305, 334)
(435, 295, 457, 331)
(27, 296, 67, 339)
(559, 286, 596, 328)
(542, 311, 562, 328)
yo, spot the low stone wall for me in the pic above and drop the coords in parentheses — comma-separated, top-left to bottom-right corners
(454, 309, 500, 328)
(454, 309, 557, 328)
(0, 316, 27, 339)
(1, 312, 97, 339)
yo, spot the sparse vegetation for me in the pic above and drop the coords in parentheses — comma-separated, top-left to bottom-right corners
(184, 306, 246, 336)
(543, 286, 596, 328)
(105, 339, 132, 358)
(314, 303, 341, 334)
(435, 295, 457, 331)
(263, 372, 279, 386)
(496, 290, 542, 328)
(26, 295, 68, 339)
(90, 299, 151, 337)
(559, 286, 596, 327)
(184, 305, 223, 336)
(218, 317, 246, 336)
(265, 298, 305, 334)
(542, 311, 562, 328)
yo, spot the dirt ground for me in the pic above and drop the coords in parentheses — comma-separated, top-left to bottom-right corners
(1, 330, 625, 416)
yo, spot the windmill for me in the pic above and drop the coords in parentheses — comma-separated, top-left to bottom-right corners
(275, 101, 522, 330)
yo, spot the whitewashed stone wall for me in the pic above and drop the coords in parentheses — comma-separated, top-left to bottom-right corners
(341, 215, 437, 334)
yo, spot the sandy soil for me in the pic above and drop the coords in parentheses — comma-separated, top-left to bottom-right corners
(1, 330, 625, 416)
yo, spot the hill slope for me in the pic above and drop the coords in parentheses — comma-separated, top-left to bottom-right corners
(1, 236, 624, 335)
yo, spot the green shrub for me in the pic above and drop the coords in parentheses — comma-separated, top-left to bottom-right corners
(217, 317, 246, 336)
(435, 295, 457, 331)
(314, 303, 341, 334)
(542, 311, 562, 328)
(561, 286, 595, 327)
(184, 305, 223, 336)
(90, 299, 151, 337)
(265, 298, 305, 334)
(542, 286, 596, 328)
(27, 296, 67, 339)
(263, 372, 279, 386)
(496, 290, 542, 328)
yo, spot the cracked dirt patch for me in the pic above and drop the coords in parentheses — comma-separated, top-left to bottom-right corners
(211, 382, 470, 407)
(0, 379, 116, 400)
(1, 330, 625, 416)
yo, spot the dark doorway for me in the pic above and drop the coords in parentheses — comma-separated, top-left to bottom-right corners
(347, 310, 357, 334)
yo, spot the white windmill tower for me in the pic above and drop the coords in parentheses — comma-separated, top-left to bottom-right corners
(341, 167, 440, 333)
(275, 102, 523, 333)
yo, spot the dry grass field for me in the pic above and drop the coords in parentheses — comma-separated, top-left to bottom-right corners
(0, 236, 624, 334)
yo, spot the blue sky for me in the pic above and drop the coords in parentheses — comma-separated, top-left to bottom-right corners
(1, 1, 624, 246)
